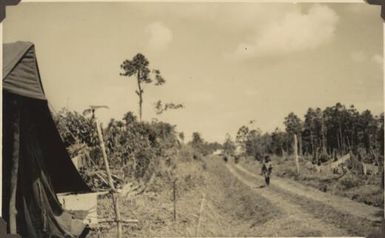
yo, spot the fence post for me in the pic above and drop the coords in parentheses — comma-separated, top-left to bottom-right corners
(196, 193, 205, 236)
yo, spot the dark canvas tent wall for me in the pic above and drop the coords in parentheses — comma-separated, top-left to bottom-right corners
(2, 41, 90, 237)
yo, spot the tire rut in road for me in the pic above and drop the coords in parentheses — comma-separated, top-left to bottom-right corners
(226, 164, 350, 236)
(235, 163, 382, 222)
(234, 163, 383, 236)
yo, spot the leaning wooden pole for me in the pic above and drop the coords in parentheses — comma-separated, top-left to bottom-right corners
(95, 118, 115, 190)
(95, 118, 122, 238)
(9, 108, 20, 234)
(293, 134, 300, 175)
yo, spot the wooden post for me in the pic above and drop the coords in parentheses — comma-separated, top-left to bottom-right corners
(112, 193, 122, 237)
(293, 134, 300, 175)
(95, 118, 122, 238)
(195, 193, 205, 236)
(9, 107, 20, 234)
(298, 134, 303, 157)
(173, 180, 176, 221)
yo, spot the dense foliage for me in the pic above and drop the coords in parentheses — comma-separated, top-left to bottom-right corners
(54, 109, 180, 186)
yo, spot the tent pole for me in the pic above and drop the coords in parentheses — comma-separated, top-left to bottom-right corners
(9, 104, 20, 234)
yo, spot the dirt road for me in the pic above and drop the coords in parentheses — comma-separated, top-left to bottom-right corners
(226, 162, 383, 236)
(91, 158, 383, 237)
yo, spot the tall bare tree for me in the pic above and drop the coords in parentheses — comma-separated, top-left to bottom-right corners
(120, 53, 165, 121)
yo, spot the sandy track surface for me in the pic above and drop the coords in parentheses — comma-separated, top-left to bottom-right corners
(226, 163, 383, 236)
(234, 163, 383, 223)
(226, 164, 348, 236)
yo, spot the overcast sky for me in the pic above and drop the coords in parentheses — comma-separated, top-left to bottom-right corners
(3, 2, 384, 142)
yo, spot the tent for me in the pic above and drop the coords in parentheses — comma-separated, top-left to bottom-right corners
(2, 41, 91, 237)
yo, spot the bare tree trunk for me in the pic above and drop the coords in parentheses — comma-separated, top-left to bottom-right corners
(346, 136, 351, 152)
(332, 149, 336, 160)
(286, 142, 289, 155)
(353, 127, 359, 155)
(293, 134, 300, 175)
(336, 132, 341, 154)
(138, 93, 143, 122)
(298, 134, 303, 157)
(310, 130, 314, 156)
(136, 71, 143, 121)
(365, 131, 371, 154)
(321, 117, 327, 155)
(315, 148, 319, 164)
(339, 125, 344, 153)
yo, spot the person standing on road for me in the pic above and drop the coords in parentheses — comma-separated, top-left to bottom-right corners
(262, 155, 273, 186)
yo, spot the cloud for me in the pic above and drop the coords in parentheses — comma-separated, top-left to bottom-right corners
(141, 4, 294, 33)
(145, 22, 173, 51)
(244, 89, 259, 96)
(350, 52, 383, 67)
(229, 4, 339, 60)
(345, 4, 361, 14)
(371, 54, 383, 66)
(350, 50, 383, 67)
(350, 51, 367, 62)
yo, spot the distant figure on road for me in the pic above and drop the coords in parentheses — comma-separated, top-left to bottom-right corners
(262, 155, 273, 186)
(234, 156, 239, 164)
(223, 155, 228, 163)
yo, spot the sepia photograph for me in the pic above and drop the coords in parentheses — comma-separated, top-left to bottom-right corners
(1, 1, 384, 237)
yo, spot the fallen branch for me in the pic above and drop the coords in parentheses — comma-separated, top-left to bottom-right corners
(93, 172, 109, 187)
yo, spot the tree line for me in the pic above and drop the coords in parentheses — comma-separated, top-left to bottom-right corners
(231, 103, 384, 164)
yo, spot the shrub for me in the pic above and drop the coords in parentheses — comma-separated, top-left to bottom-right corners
(338, 174, 362, 190)
(55, 109, 182, 190)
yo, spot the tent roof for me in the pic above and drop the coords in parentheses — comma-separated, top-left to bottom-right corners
(2, 42, 91, 194)
(3, 41, 46, 100)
